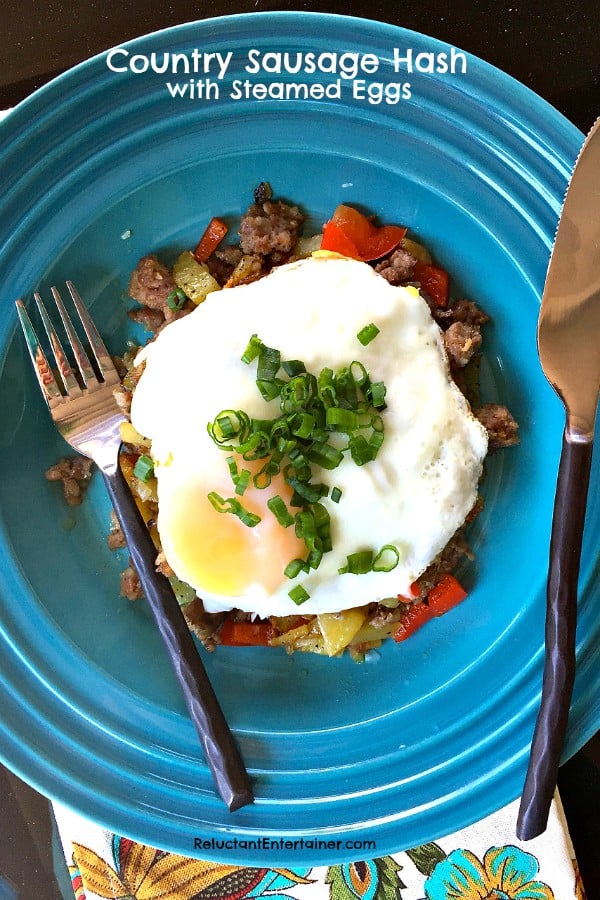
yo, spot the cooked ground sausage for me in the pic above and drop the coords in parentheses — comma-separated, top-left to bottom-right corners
(45, 457, 94, 505)
(444, 321, 483, 367)
(127, 305, 166, 332)
(128, 254, 177, 309)
(437, 298, 490, 327)
(374, 247, 417, 284)
(206, 246, 244, 285)
(120, 564, 143, 601)
(475, 403, 520, 448)
(239, 200, 305, 257)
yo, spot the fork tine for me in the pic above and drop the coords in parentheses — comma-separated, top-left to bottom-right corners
(66, 281, 118, 383)
(15, 299, 64, 406)
(34, 291, 83, 396)
(51, 286, 98, 387)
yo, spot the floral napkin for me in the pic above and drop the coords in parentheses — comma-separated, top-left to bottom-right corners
(52, 792, 586, 900)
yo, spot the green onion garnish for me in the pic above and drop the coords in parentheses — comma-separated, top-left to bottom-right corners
(372, 544, 400, 572)
(282, 359, 306, 377)
(284, 558, 309, 579)
(241, 334, 264, 364)
(235, 468, 251, 496)
(357, 323, 380, 346)
(256, 344, 281, 381)
(339, 550, 375, 575)
(207, 334, 392, 574)
(289, 585, 310, 605)
(133, 453, 154, 482)
(267, 495, 294, 528)
(166, 288, 187, 310)
(368, 381, 387, 409)
(207, 492, 261, 527)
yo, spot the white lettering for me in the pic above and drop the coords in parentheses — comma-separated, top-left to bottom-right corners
(105, 48, 233, 78)
(106, 48, 129, 73)
(393, 46, 467, 74)
(229, 79, 341, 101)
(129, 54, 150, 74)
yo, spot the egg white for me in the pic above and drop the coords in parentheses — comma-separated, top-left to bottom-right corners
(130, 256, 488, 617)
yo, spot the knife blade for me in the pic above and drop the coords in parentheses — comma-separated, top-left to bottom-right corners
(516, 117, 600, 840)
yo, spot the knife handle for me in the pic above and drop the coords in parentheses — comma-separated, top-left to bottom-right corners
(516, 429, 593, 840)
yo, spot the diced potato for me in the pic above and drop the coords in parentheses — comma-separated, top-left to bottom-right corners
(317, 607, 368, 657)
(294, 233, 322, 258)
(351, 616, 402, 646)
(270, 621, 312, 647)
(119, 454, 158, 519)
(119, 421, 150, 449)
(401, 237, 432, 264)
(224, 254, 263, 288)
(291, 633, 328, 655)
(173, 251, 221, 304)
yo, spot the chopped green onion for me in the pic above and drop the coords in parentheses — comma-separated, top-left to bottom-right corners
(372, 544, 400, 572)
(241, 334, 264, 364)
(267, 495, 294, 527)
(166, 288, 187, 310)
(256, 378, 285, 401)
(350, 360, 369, 386)
(235, 468, 251, 496)
(326, 407, 359, 432)
(368, 381, 387, 408)
(257, 345, 281, 381)
(339, 550, 374, 575)
(357, 323, 380, 346)
(208, 335, 391, 569)
(207, 492, 261, 527)
(291, 412, 315, 439)
(284, 558, 309, 578)
(306, 441, 344, 470)
(208, 409, 250, 446)
(289, 585, 310, 605)
(348, 434, 373, 466)
(307, 546, 323, 570)
(282, 359, 306, 376)
(133, 453, 154, 482)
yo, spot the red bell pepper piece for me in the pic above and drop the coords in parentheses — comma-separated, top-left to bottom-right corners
(393, 575, 467, 642)
(393, 601, 433, 642)
(413, 260, 450, 308)
(219, 619, 277, 646)
(426, 574, 468, 615)
(321, 220, 361, 260)
(193, 217, 228, 263)
(321, 204, 407, 262)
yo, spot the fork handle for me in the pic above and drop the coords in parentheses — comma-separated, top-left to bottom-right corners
(102, 466, 254, 812)
(516, 430, 593, 839)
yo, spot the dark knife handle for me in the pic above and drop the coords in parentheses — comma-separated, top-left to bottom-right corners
(102, 465, 254, 812)
(516, 429, 593, 840)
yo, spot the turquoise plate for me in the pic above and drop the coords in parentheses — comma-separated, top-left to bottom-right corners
(0, 13, 596, 865)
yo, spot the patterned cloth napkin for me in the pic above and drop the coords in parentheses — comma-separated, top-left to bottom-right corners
(52, 793, 586, 900)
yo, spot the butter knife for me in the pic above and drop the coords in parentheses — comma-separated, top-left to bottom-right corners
(516, 117, 600, 839)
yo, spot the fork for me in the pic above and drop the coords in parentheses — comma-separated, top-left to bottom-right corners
(16, 281, 253, 812)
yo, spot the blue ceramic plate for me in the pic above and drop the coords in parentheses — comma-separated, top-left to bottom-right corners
(0, 13, 596, 865)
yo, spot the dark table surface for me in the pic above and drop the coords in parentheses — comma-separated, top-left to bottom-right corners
(1, 2, 598, 898)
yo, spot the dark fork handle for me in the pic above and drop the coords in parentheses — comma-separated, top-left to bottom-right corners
(102, 465, 254, 812)
(517, 429, 593, 839)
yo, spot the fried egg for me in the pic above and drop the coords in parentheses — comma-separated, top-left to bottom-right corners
(130, 256, 488, 617)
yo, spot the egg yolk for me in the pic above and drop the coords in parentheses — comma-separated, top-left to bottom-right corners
(158, 462, 307, 597)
